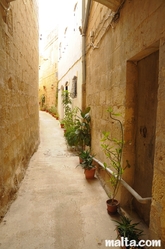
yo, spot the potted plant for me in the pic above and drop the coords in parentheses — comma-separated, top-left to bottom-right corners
(78, 149, 91, 164)
(61, 90, 73, 130)
(77, 150, 96, 179)
(61, 90, 91, 150)
(64, 126, 78, 146)
(114, 214, 143, 249)
(60, 119, 65, 128)
(101, 107, 130, 214)
(40, 94, 45, 109)
(49, 105, 57, 117)
(55, 113, 59, 120)
(78, 150, 84, 164)
(61, 90, 79, 140)
(74, 106, 91, 150)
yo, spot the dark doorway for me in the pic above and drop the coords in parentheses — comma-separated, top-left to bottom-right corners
(133, 51, 159, 225)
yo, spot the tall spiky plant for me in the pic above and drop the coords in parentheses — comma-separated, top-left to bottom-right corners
(101, 107, 130, 204)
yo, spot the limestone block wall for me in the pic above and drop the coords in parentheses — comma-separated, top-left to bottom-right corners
(0, 0, 39, 217)
(39, 29, 58, 111)
(85, 0, 165, 246)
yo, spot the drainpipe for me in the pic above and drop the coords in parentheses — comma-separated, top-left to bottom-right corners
(82, 0, 92, 34)
(93, 157, 152, 204)
(81, 0, 92, 110)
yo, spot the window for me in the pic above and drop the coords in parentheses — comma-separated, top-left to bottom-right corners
(65, 81, 69, 91)
(71, 76, 77, 98)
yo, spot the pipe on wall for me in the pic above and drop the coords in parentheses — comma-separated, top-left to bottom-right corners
(93, 157, 152, 204)
(82, 0, 92, 35)
(81, 0, 92, 110)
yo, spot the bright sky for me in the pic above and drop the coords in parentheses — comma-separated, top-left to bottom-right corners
(39, 0, 59, 34)
(39, 0, 70, 34)
(38, 0, 74, 54)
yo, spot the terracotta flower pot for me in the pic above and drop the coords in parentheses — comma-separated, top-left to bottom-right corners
(84, 168, 96, 179)
(60, 123, 64, 128)
(106, 199, 119, 214)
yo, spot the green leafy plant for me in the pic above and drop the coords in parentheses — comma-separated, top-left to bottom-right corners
(61, 91, 91, 150)
(60, 119, 65, 128)
(60, 119, 65, 125)
(64, 126, 79, 147)
(61, 90, 72, 123)
(114, 214, 143, 248)
(49, 105, 57, 115)
(61, 90, 77, 130)
(55, 112, 59, 119)
(62, 90, 72, 108)
(77, 150, 95, 170)
(74, 107, 91, 150)
(63, 107, 78, 130)
(101, 107, 130, 204)
(41, 94, 45, 107)
(41, 104, 47, 111)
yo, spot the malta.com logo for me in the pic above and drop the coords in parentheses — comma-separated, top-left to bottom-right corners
(105, 237, 161, 247)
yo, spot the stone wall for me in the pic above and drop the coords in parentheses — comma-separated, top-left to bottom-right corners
(39, 29, 58, 111)
(85, 0, 165, 246)
(0, 0, 39, 218)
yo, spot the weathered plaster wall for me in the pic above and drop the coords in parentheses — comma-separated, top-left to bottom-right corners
(39, 29, 58, 111)
(85, 0, 165, 246)
(57, 0, 83, 117)
(58, 62, 82, 120)
(0, 0, 39, 217)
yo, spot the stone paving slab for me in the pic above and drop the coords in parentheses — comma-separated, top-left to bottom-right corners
(0, 111, 120, 249)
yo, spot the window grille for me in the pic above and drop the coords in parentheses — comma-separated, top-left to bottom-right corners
(71, 76, 77, 98)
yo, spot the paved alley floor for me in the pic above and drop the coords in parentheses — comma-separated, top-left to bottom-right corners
(0, 111, 120, 249)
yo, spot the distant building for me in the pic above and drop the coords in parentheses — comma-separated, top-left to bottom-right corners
(57, 0, 83, 119)
(39, 29, 58, 111)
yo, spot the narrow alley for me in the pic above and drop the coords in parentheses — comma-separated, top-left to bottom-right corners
(0, 111, 119, 249)
(1, 0, 165, 247)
